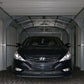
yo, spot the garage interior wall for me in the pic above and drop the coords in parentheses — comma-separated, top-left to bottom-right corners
(20, 27, 69, 44)
(7, 26, 17, 67)
(0, 8, 23, 70)
(76, 26, 81, 67)
(0, 20, 3, 70)
(0, 7, 84, 70)
(75, 8, 84, 70)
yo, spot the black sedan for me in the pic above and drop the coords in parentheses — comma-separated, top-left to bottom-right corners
(13, 36, 72, 77)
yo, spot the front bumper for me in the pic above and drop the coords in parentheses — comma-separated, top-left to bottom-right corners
(13, 59, 72, 78)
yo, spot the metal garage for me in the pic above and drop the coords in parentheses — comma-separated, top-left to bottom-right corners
(0, 0, 84, 83)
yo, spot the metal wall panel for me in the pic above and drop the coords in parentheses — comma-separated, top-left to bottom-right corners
(7, 26, 17, 67)
(0, 20, 3, 70)
(75, 8, 84, 70)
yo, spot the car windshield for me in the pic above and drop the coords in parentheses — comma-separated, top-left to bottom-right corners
(22, 37, 64, 48)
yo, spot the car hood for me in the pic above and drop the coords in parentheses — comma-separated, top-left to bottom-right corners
(18, 47, 68, 58)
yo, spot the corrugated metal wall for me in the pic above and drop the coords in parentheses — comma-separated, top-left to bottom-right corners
(75, 8, 84, 70)
(0, 20, 3, 70)
(7, 26, 17, 67)
(20, 27, 69, 44)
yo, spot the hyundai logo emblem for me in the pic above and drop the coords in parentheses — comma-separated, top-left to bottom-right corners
(39, 57, 46, 61)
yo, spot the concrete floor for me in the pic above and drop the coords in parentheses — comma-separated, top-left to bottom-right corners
(0, 68, 84, 84)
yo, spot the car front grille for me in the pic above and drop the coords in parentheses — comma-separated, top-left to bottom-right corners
(26, 56, 60, 63)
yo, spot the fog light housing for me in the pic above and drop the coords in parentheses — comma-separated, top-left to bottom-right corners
(15, 68, 22, 71)
(63, 68, 70, 72)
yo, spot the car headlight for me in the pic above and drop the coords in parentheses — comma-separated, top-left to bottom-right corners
(59, 51, 71, 62)
(14, 51, 25, 62)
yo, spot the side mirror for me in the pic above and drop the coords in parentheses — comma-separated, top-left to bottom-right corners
(65, 43, 71, 48)
(16, 43, 22, 47)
